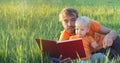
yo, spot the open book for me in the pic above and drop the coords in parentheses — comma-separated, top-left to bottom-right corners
(35, 38, 86, 59)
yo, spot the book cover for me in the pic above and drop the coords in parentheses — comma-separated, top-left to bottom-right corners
(36, 39, 60, 58)
(35, 38, 86, 59)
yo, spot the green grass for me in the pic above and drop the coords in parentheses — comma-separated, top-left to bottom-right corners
(0, 0, 120, 63)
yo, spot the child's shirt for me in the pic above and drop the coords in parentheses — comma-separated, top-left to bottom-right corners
(93, 33, 105, 52)
(69, 35, 95, 60)
(59, 20, 100, 41)
(69, 33, 105, 60)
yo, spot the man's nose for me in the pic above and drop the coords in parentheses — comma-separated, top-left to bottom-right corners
(67, 21, 72, 26)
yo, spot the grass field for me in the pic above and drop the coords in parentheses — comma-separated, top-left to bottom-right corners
(0, 0, 120, 63)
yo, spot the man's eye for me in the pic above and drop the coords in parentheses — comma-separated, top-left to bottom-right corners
(64, 20, 68, 23)
(71, 18, 76, 21)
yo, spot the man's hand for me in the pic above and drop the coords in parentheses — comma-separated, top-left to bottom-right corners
(103, 34, 113, 48)
(59, 55, 72, 63)
(99, 25, 117, 48)
(60, 58, 71, 63)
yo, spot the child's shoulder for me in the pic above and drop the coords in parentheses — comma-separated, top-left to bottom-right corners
(69, 35, 80, 40)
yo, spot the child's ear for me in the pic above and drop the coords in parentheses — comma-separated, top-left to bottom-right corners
(87, 27, 90, 32)
(87, 23, 90, 32)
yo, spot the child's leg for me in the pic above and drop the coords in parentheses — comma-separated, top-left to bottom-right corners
(76, 53, 105, 63)
(75, 59, 90, 63)
(90, 53, 105, 63)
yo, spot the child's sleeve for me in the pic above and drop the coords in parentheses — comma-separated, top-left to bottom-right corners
(90, 20, 100, 33)
(88, 36, 96, 43)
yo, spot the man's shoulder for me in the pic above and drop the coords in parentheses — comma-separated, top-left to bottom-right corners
(88, 20, 101, 33)
(61, 30, 69, 35)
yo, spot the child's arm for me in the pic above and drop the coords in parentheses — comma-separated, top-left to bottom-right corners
(88, 36, 99, 49)
(91, 42, 99, 49)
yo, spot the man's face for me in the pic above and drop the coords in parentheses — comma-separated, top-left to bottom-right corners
(61, 13, 77, 35)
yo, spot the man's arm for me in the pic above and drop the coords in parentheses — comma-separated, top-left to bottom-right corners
(99, 25, 117, 40)
(99, 25, 117, 48)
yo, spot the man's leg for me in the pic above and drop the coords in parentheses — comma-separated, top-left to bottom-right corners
(112, 36, 120, 56)
(97, 36, 120, 59)
(98, 48, 118, 59)
(49, 57, 60, 63)
(49, 57, 72, 63)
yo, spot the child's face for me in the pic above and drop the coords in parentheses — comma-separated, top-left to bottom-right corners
(75, 24, 89, 37)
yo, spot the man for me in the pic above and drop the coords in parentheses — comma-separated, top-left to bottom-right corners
(59, 7, 120, 61)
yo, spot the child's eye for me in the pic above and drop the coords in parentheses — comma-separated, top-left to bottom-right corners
(81, 29, 84, 31)
(75, 28, 78, 30)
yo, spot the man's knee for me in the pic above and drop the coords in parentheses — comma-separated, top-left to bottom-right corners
(113, 36, 120, 46)
(112, 36, 120, 53)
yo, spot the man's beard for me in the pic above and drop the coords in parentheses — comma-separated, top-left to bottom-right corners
(67, 27, 75, 35)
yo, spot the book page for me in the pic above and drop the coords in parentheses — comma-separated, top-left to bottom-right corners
(57, 38, 82, 43)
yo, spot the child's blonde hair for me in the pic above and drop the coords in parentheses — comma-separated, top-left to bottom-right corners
(75, 16, 90, 28)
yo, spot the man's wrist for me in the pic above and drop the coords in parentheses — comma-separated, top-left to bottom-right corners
(109, 30, 117, 40)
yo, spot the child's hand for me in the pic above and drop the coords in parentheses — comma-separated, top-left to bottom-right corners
(91, 42, 99, 49)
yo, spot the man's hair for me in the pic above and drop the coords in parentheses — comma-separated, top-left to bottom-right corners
(59, 7, 78, 21)
(76, 16, 90, 27)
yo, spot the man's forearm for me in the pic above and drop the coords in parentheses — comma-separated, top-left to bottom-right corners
(107, 30, 117, 40)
